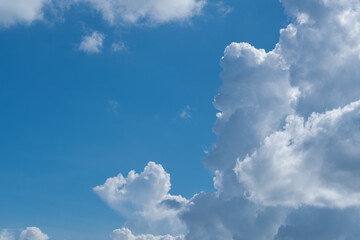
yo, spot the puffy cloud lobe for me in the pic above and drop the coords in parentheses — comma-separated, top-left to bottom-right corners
(0, 0, 49, 28)
(79, 0, 205, 25)
(0, 230, 14, 240)
(235, 100, 360, 208)
(19, 227, 49, 240)
(207, 42, 296, 172)
(278, 0, 360, 116)
(204, 42, 298, 200)
(94, 162, 187, 235)
(79, 31, 105, 53)
(111, 228, 184, 240)
(0, 228, 48, 240)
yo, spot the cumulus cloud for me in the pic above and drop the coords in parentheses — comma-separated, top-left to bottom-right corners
(111, 228, 184, 240)
(180, 0, 360, 238)
(79, 0, 205, 25)
(19, 227, 49, 240)
(0, 230, 14, 240)
(0, 228, 48, 240)
(94, 162, 187, 236)
(79, 31, 105, 53)
(93, 0, 360, 239)
(0, 0, 49, 28)
(235, 100, 360, 208)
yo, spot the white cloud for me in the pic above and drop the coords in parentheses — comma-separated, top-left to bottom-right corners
(92, 0, 360, 239)
(79, 31, 105, 53)
(215, 2, 232, 17)
(179, 106, 191, 119)
(178, 0, 360, 238)
(112, 42, 126, 52)
(235, 100, 360, 208)
(0, 0, 49, 28)
(0, 228, 48, 240)
(19, 227, 49, 240)
(94, 162, 187, 236)
(0, 230, 14, 240)
(111, 228, 184, 240)
(108, 100, 120, 112)
(78, 0, 205, 25)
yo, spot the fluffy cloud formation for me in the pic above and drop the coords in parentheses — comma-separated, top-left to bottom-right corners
(94, 162, 187, 236)
(181, 0, 360, 238)
(0, 228, 48, 240)
(94, 0, 360, 239)
(19, 227, 49, 240)
(79, 31, 105, 53)
(0, 0, 49, 27)
(0, 230, 14, 240)
(111, 228, 184, 240)
(79, 0, 205, 25)
(235, 100, 360, 208)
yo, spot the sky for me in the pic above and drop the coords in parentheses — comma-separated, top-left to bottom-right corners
(2, 0, 360, 239)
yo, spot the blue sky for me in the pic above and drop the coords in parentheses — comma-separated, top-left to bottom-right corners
(0, 1, 287, 239)
(3, 0, 360, 240)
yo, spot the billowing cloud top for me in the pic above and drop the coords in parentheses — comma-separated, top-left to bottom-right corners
(95, 0, 360, 239)
(94, 162, 187, 236)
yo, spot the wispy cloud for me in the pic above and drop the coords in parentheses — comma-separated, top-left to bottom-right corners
(179, 105, 191, 119)
(108, 100, 119, 113)
(216, 2, 233, 17)
(112, 42, 126, 52)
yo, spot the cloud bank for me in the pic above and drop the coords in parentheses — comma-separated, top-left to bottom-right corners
(95, 0, 360, 239)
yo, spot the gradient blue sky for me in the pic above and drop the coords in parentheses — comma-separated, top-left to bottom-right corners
(0, 1, 287, 239)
